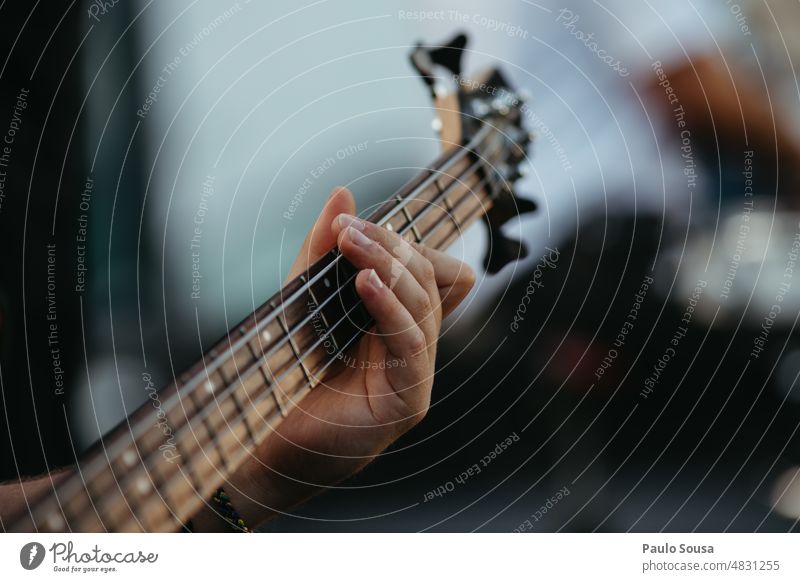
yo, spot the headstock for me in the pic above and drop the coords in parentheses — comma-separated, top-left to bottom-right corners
(410, 33, 536, 273)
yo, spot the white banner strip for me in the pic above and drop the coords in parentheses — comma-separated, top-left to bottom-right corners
(1, 533, 796, 581)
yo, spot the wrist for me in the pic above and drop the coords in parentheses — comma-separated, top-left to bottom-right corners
(190, 458, 280, 532)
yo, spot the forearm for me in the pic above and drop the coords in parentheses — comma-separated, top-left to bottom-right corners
(190, 434, 380, 532)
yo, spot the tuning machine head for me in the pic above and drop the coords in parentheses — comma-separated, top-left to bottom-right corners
(410, 33, 537, 274)
(410, 32, 467, 96)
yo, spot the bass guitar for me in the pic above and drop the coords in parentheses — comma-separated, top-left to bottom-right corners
(9, 33, 536, 532)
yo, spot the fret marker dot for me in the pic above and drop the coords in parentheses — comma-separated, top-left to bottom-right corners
(137, 478, 151, 494)
(123, 450, 137, 467)
(204, 380, 215, 394)
(48, 514, 64, 530)
(261, 330, 272, 343)
(386, 223, 393, 232)
(323, 278, 331, 288)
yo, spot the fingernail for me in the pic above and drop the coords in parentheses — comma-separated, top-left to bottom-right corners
(348, 226, 372, 248)
(337, 214, 364, 231)
(368, 269, 384, 289)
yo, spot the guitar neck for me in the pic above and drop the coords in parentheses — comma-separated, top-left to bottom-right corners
(10, 123, 511, 532)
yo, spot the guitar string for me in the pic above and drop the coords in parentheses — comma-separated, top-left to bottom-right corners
(53, 168, 503, 532)
(166, 124, 496, 404)
(150, 136, 506, 458)
(127, 127, 499, 449)
(136, 171, 504, 532)
(33, 126, 515, 529)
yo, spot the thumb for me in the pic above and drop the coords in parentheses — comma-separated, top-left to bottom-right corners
(286, 187, 356, 281)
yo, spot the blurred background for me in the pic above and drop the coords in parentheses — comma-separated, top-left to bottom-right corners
(2, 0, 800, 531)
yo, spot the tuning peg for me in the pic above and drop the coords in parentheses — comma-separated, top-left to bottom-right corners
(482, 187, 537, 273)
(410, 32, 468, 97)
(427, 32, 468, 78)
(512, 193, 537, 215)
(483, 229, 528, 274)
(498, 163, 520, 182)
(471, 98, 490, 118)
(491, 99, 511, 116)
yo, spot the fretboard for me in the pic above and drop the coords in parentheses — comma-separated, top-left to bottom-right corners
(9, 123, 513, 532)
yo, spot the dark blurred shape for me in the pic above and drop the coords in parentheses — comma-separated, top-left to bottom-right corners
(0, 4, 85, 477)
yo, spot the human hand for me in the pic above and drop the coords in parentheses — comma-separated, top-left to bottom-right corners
(196, 187, 475, 530)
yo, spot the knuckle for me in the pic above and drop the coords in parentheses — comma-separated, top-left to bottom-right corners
(462, 264, 476, 290)
(420, 258, 435, 282)
(413, 290, 433, 314)
(367, 222, 388, 245)
(390, 237, 414, 263)
(362, 220, 378, 237)
(405, 402, 429, 429)
(336, 229, 348, 249)
(407, 329, 428, 356)
(386, 257, 405, 287)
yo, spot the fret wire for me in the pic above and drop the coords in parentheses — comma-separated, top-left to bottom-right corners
(256, 171, 499, 388)
(103, 130, 497, 473)
(28, 183, 492, 533)
(261, 362, 287, 417)
(397, 195, 423, 242)
(63, 464, 106, 533)
(80, 435, 152, 533)
(71, 330, 316, 528)
(372, 124, 494, 228)
(411, 133, 505, 236)
(157, 151, 495, 449)
(119, 382, 291, 530)
(307, 282, 337, 353)
(436, 168, 461, 232)
(204, 173, 502, 444)
(195, 388, 229, 473)
(124, 396, 287, 530)
(62, 320, 322, 520)
(238, 343, 260, 443)
(151, 139, 500, 442)
(425, 177, 503, 250)
(247, 165, 500, 396)
(440, 146, 507, 237)
(45, 145, 499, 513)
(124, 163, 502, 519)
(94, 397, 288, 532)
(57, 139, 491, 512)
(43, 406, 170, 532)
(21, 125, 511, 532)
(425, 174, 499, 248)
(277, 314, 314, 387)
(163, 128, 496, 406)
(171, 431, 200, 500)
(162, 419, 267, 509)
(409, 139, 505, 239)
(166, 127, 493, 408)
